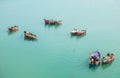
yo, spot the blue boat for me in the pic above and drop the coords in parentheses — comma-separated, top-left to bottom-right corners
(89, 51, 101, 67)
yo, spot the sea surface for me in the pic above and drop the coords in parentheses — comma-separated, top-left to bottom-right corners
(0, 0, 120, 78)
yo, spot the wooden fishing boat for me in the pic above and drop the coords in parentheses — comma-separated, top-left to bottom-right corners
(71, 29, 86, 35)
(44, 19, 62, 25)
(89, 51, 101, 67)
(8, 26, 19, 31)
(24, 31, 37, 39)
(102, 53, 114, 64)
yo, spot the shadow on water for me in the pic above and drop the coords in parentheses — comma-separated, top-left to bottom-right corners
(89, 64, 100, 71)
(70, 34, 86, 39)
(8, 30, 18, 35)
(101, 60, 114, 69)
(44, 23, 61, 29)
(24, 37, 37, 42)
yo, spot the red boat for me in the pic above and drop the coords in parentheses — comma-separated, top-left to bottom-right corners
(8, 26, 19, 31)
(71, 29, 86, 35)
(24, 31, 37, 39)
(77, 30, 86, 35)
(102, 53, 114, 64)
(44, 19, 62, 25)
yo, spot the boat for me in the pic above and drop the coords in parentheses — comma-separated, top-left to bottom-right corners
(102, 53, 114, 64)
(71, 29, 86, 35)
(48, 20, 56, 25)
(8, 26, 19, 31)
(71, 29, 78, 35)
(44, 19, 50, 24)
(89, 51, 101, 67)
(24, 31, 37, 39)
(44, 19, 62, 25)
(77, 30, 86, 35)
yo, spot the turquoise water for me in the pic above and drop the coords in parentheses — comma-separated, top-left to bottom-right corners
(0, 0, 120, 78)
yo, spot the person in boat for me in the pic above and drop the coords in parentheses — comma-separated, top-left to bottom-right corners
(107, 53, 111, 56)
(103, 56, 105, 59)
(107, 53, 114, 58)
(95, 58, 99, 65)
(110, 53, 114, 59)
(91, 58, 94, 64)
(92, 56, 100, 64)
(24, 31, 27, 33)
(24, 31, 29, 34)
(90, 56, 95, 64)
(14, 25, 18, 27)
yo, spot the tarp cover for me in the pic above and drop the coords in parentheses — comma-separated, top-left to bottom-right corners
(91, 51, 101, 57)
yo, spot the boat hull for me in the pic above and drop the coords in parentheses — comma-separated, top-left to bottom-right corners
(71, 30, 86, 35)
(44, 19, 62, 25)
(25, 35, 37, 39)
(24, 31, 37, 39)
(8, 27, 18, 31)
(89, 62, 100, 67)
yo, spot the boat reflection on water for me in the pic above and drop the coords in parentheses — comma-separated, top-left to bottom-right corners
(88, 61, 100, 71)
(44, 23, 61, 29)
(8, 30, 18, 35)
(89, 65, 100, 72)
(70, 33, 86, 39)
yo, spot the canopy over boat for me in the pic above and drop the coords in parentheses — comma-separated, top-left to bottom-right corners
(91, 51, 101, 58)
